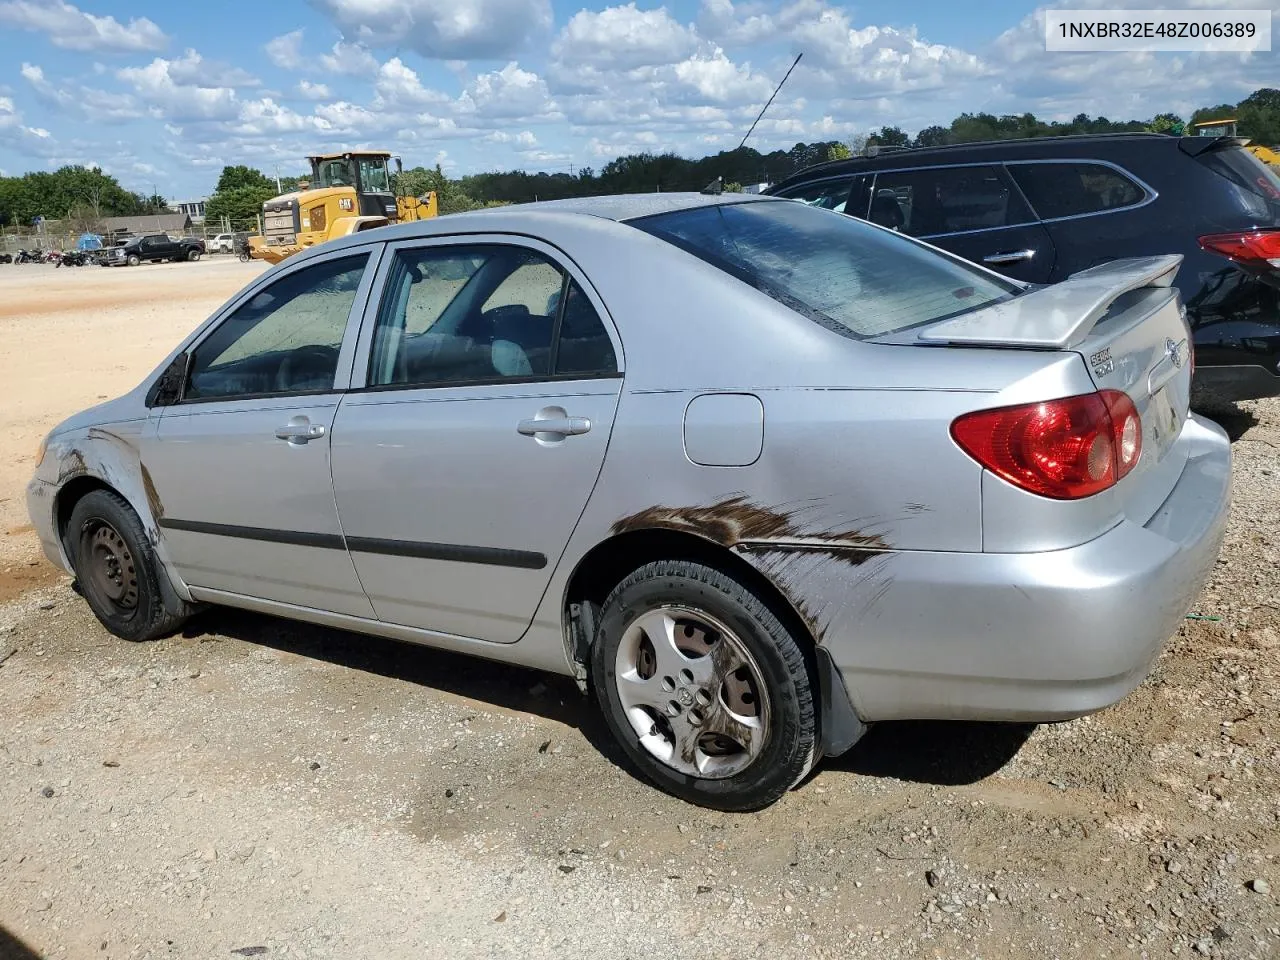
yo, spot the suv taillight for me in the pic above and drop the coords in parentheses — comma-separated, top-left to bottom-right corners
(951, 390, 1142, 500)
(1198, 229, 1280, 269)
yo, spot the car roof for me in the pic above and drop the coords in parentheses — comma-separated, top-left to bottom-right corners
(770, 132, 1183, 186)
(473, 192, 775, 222)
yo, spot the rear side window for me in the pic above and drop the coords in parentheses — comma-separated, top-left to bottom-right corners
(630, 200, 1018, 339)
(1193, 145, 1280, 204)
(1008, 163, 1146, 220)
(867, 165, 1032, 237)
(774, 178, 855, 213)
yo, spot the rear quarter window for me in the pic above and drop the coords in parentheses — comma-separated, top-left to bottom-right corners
(629, 200, 1018, 340)
(1008, 162, 1147, 220)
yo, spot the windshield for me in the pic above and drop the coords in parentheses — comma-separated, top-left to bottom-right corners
(314, 158, 355, 189)
(630, 200, 1019, 339)
(359, 157, 391, 193)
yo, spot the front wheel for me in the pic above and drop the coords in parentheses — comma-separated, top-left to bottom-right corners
(126, 254, 139, 266)
(67, 490, 188, 642)
(187, 248, 201, 262)
(591, 560, 817, 811)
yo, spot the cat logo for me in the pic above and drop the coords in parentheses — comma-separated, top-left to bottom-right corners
(338, 198, 354, 211)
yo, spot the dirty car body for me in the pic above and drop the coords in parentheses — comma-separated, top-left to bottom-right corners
(27, 193, 1231, 809)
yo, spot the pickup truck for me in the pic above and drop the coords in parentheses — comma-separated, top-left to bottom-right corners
(105, 234, 205, 266)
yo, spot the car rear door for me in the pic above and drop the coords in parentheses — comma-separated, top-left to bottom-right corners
(868, 164, 1056, 283)
(140, 245, 382, 616)
(330, 236, 624, 643)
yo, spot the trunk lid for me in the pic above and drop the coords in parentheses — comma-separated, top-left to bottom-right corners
(917, 255, 1193, 523)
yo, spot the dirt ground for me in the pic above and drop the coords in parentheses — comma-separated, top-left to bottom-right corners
(0, 259, 1277, 960)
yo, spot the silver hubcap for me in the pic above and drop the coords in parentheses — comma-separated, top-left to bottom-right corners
(614, 606, 769, 779)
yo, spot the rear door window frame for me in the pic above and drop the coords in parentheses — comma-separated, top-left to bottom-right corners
(1002, 158, 1158, 223)
(867, 162, 1039, 240)
(347, 233, 625, 393)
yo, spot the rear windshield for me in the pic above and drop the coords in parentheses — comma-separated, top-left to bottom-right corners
(1197, 145, 1280, 201)
(629, 200, 1018, 339)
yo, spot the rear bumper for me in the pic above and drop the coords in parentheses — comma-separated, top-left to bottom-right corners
(827, 414, 1231, 723)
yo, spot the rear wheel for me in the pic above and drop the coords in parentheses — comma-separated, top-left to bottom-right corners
(591, 560, 817, 811)
(187, 248, 201, 262)
(67, 490, 187, 642)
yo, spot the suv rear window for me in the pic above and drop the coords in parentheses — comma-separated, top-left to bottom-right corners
(1194, 145, 1280, 201)
(1008, 162, 1146, 220)
(630, 200, 1018, 339)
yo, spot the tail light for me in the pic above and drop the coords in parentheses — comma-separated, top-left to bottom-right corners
(951, 390, 1142, 500)
(1198, 229, 1280, 269)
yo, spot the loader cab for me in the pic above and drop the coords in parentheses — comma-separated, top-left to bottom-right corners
(307, 151, 398, 221)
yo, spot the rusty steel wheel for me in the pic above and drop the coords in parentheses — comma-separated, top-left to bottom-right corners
(79, 520, 139, 614)
(614, 606, 770, 779)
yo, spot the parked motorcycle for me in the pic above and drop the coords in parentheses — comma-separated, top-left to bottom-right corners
(56, 250, 90, 268)
(237, 240, 252, 263)
(0, 253, 11, 264)
(14, 249, 38, 264)
(42, 250, 62, 264)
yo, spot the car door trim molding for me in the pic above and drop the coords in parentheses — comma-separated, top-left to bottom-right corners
(157, 518, 547, 569)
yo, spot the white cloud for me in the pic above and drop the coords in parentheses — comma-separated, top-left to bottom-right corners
(167, 49, 260, 88)
(373, 58, 451, 108)
(22, 62, 144, 122)
(297, 80, 331, 100)
(117, 57, 241, 122)
(320, 40, 380, 77)
(0, 0, 167, 52)
(266, 29, 305, 69)
(553, 4, 699, 70)
(459, 62, 557, 119)
(671, 47, 773, 104)
(311, 0, 552, 60)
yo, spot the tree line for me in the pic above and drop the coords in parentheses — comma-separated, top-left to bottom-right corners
(5, 87, 1275, 229)
(0, 166, 166, 230)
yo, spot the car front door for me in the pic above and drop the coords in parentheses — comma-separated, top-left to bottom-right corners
(867, 164, 1056, 283)
(330, 237, 624, 642)
(140, 246, 382, 616)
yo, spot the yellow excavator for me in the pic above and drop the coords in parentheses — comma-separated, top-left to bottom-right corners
(1190, 118, 1280, 168)
(249, 150, 438, 264)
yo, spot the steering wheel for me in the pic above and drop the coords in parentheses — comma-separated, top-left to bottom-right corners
(275, 345, 337, 393)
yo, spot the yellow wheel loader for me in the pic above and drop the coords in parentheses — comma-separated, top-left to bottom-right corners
(249, 151, 438, 264)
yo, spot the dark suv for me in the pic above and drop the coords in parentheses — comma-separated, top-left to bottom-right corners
(767, 134, 1280, 401)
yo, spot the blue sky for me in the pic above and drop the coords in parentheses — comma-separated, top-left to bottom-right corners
(0, 0, 1275, 201)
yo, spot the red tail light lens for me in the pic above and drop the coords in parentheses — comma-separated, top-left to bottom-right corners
(1198, 229, 1280, 268)
(951, 390, 1142, 499)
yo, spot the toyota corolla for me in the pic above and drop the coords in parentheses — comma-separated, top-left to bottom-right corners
(27, 193, 1231, 810)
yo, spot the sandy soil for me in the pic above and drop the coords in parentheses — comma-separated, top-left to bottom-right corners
(0, 258, 266, 600)
(0, 262, 1276, 959)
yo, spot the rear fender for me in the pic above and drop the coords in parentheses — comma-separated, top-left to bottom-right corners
(330, 216, 388, 238)
(46, 427, 194, 610)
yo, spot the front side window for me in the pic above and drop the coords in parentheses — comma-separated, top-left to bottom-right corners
(631, 200, 1018, 339)
(368, 245, 618, 387)
(868, 165, 1033, 237)
(185, 254, 369, 400)
(316, 159, 354, 189)
(1008, 162, 1147, 220)
(775, 178, 855, 213)
(358, 157, 391, 194)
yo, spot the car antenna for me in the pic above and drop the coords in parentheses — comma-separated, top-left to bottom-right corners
(737, 53, 802, 152)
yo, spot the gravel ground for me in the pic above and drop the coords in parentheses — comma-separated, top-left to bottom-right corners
(0, 264, 1277, 959)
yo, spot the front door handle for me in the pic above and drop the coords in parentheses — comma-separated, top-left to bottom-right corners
(982, 249, 1036, 265)
(275, 416, 326, 444)
(517, 416, 591, 438)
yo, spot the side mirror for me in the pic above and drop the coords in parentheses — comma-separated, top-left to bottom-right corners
(145, 351, 191, 407)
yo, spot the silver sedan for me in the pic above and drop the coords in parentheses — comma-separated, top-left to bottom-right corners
(27, 193, 1231, 810)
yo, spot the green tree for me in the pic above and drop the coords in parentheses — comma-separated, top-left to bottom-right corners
(868, 126, 911, 148)
(215, 165, 276, 194)
(1146, 113, 1184, 135)
(825, 143, 852, 162)
(205, 185, 276, 225)
(914, 125, 952, 147)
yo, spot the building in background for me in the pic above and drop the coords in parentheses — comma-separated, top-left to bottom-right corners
(168, 198, 207, 224)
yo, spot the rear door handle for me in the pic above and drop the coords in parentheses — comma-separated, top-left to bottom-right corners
(517, 416, 591, 438)
(982, 249, 1036, 265)
(275, 417, 326, 444)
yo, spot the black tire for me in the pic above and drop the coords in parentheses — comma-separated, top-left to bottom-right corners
(187, 248, 201, 262)
(591, 560, 817, 811)
(66, 489, 188, 642)
(126, 254, 139, 267)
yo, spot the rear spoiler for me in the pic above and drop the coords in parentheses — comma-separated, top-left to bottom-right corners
(917, 254, 1182, 350)
(1178, 135, 1252, 158)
